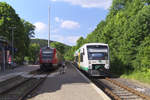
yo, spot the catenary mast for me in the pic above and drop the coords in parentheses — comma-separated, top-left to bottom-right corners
(48, 6, 50, 47)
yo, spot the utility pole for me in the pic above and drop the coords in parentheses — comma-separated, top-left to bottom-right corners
(9, 27, 16, 64)
(48, 6, 50, 47)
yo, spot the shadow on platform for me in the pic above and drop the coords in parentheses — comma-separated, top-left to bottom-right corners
(28, 63, 91, 99)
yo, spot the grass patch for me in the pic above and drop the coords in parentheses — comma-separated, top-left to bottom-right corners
(121, 69, 150, 84)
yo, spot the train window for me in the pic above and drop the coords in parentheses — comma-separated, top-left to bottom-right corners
(80, 53, 83, 62)
(83, 48, 85, 55)
(87, 45, 108, 51)
(88, 52, 108, 60)
(75, 56, 78, 62)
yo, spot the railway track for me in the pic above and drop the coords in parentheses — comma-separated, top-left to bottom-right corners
(92, 77, 150, 100)
(0, 70, 49, 100)
(69, 62, 150, 100)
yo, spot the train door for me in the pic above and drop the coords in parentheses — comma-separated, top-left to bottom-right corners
(76, 48, 85, 70)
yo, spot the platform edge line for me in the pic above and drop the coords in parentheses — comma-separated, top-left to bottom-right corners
(71, 63, 111, 100)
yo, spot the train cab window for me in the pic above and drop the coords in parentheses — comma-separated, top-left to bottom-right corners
(80, 53, 83, 62)
(75, 56, 78, 62)
(83, 48, 85, 55)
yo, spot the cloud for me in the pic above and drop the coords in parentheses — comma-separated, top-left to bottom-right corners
(55, 17, 63, 22)
(51, 0, 112, 9)
(51, 34, 80, 45)
(34, 20, 80, 45)
(55, 17, 60, 22)
(61, 20, 80, 29)
(55, 17, 80, 30)
(34, 22, 47, 33)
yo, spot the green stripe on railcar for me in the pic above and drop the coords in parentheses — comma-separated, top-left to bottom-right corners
(80, 66, 88, 71)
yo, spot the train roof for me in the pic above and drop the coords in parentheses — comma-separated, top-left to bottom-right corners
(80, 43, 108, 50)
(40, 46, 55, 50)
(83, 43, 108, 46)
(74, 43, 108, 56)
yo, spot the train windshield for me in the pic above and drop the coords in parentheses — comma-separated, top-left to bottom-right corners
(87, 45, 108, 60)
(42, 50, 53, 59)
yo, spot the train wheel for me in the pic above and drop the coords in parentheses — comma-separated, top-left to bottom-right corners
(40, 64, 46, 71)
(40, 65, 43, 71)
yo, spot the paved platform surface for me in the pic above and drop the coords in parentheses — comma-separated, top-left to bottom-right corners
(0, 65, 39, 82)
(28, 63, 110, 100)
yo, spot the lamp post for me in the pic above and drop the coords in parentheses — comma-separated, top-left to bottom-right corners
(9, 27, 16, 64)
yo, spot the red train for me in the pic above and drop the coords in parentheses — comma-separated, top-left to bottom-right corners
(39, 46, 63, 71)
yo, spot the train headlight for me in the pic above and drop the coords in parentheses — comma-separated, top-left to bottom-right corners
(89, 64, 92, 69)
(105, 64, 109, 69)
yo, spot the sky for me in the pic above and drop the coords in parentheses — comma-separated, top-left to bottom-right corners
(0, 0, 112, 46)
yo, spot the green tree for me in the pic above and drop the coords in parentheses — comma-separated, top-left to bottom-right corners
(28, 43, 40, 63)
(64, 46, 76, 61)
(51, 42, 70, 55)
(76, 37, 85, 49)
(70, 0, 150, 75)
(22, 19, 35, 56)
(0, 2, 35, 64)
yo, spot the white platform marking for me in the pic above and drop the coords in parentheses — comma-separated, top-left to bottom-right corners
(72, 63, 111, 100)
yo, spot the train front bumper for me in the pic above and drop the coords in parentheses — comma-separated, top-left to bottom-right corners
(88, 63, 109, 76)
(88, 69, 109, 76)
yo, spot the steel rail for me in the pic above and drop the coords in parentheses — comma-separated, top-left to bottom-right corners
(0, 77, 30, 94)
(93, 79, 122, 100)
(106, 77, 150, 100)
(0, 70, 45, 99)
(71, 62, 121, 100)
(18, 73, 49, 100)
(71, 62, 150, 100)
(0, 69, 41, 94)
(0, 76, 21, 93)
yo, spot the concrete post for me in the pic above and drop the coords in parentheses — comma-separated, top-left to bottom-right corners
(2, 47, 5, 71)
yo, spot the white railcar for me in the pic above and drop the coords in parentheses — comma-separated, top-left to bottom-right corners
(74, 43, 110, 76)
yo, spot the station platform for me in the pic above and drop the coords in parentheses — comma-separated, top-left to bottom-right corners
(28, 63, 110, 100)
(0, 65, 39, 82)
